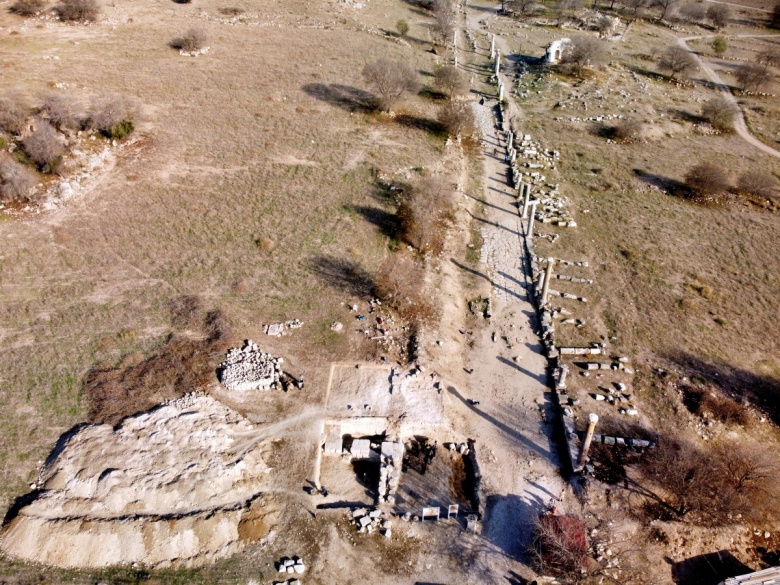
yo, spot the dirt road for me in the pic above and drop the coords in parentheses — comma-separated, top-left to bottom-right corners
(437, 9, 569, 582)
(677, 34, 780, 159)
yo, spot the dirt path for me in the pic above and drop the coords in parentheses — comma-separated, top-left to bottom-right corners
(701, 0, 773, 13)
(435, 10, 568, 581)
(677, 34, 780, 159)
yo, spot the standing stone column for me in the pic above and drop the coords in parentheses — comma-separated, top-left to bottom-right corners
(540, 257, 555, 306)
(490, 35, 495, 59)
(521, 185, 531, 219)
(498, 82, 504, 101)
(507, 131, 513, 151)
(526, 200, 538, 238)
(495, 51, 500, 77)
(577, 413, 599, 470)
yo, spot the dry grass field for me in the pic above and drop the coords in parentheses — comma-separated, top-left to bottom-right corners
(0, 0, 458, 578)
(0, 0, 779, 580)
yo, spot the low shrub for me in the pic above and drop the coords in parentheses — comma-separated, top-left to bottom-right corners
(9, 0, 47, 16)
(170, 28, 207, 51)
(22, 120, 64, 172)
(53, 0, 99, 21)
(0, 154, 37, 202)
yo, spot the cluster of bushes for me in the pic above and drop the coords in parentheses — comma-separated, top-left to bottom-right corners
(9, 0, 100, 21)
(0, 90, 139, 202)
(640, 438, 780, 525)
(683, 162, 777, 205)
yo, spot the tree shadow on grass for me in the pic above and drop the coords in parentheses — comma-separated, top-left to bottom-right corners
(343, 205, 400, 240)
(302, 83, 377, 113)
(668, 108, 707, 124)
(395, 114, 446, 136)
(309, 255, 375, 297)
(632, 168, 688, 197)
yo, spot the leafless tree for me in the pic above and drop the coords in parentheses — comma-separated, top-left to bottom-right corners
(53, 0, 99, 21)
(9, 0, 47, 16)
(396, 177, 453, 255)
(701, 96, 737, 132)
(0, 154, 36, 202)
(561, 36, 608, 77)
(433, 65, 467, 99)
(362, 59, 421, 112)
(657, 45, 698, 80)
(437, 101, 476, 137)
(554, 0, 582, 26)
(38, 91, 82, 130)
(678, 2, 705, 23)
(651, 0, 680, 20)
(22, 120, 65, 172)
(0, 91, 30, 135)
(707, 3, 731, 28)
(596, 14, 615, 36)
(432, 0, 456, 45)
(735, 62, 772, 91)
(170, 28, 207, 51)
(621, 0, 647, 18)
(737, 170, 777, 198)
(88, 93, 139, 138)
(684, 161, 731, 204)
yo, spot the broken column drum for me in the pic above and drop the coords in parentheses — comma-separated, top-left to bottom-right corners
(217, 340, 283, 391)
(540, 257, 555, 306)
(577, 413, 599, 470)
(527, 200, 539, 238)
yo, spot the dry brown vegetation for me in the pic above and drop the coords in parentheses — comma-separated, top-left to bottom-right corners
(396, 177, 454, 255)
(639, 439, 780, 525)
(53, 0, 99, 21)
(362, 59, 421, 112)
(0, 154, 36, 202)
(170, 28, 207, 52)
(684, 161, 731, 204)
(9, 0, 47, 16)
(374, 253, 437, 325)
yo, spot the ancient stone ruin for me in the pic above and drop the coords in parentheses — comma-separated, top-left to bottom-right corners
(218, 340, 283, 391)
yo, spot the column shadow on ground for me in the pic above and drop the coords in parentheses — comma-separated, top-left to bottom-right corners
(450, 258, 524, 300)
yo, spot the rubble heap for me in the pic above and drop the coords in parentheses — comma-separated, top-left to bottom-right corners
(350, 508, 392, 538)
(218, 340, 283, 391)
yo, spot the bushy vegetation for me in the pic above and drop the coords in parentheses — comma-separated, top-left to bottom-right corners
(53, 0, 99, 21)
(0, 154, 36, 203)
(9, 0, 47, 16)
(170, 28, 208, 51)
(437, 101, 476, 138)
(0, 91, 31, 135)
(374, 253, 438, 325)
(640, 439, 780, 525)
(362, 59, 421, 112)
(22, 120, 65, 172)
(396, 178, 454, 255)
(684, 161, 731, 205)
(701, 96, 737, 132)
(88, 94, 139, 139)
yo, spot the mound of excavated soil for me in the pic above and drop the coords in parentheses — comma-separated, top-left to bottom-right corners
(0, 394, 276, 569)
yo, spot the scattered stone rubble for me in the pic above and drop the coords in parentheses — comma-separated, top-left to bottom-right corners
(276, 556, 306, 575)
(378, 441, 404, 504)
(217, 340, 283, 391)
(350, 508, 392, 538)
(264, 319, 303, 336)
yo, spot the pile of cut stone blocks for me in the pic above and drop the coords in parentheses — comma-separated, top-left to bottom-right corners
(350, 508, 392, 538)
(217, 340, 283, 391)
